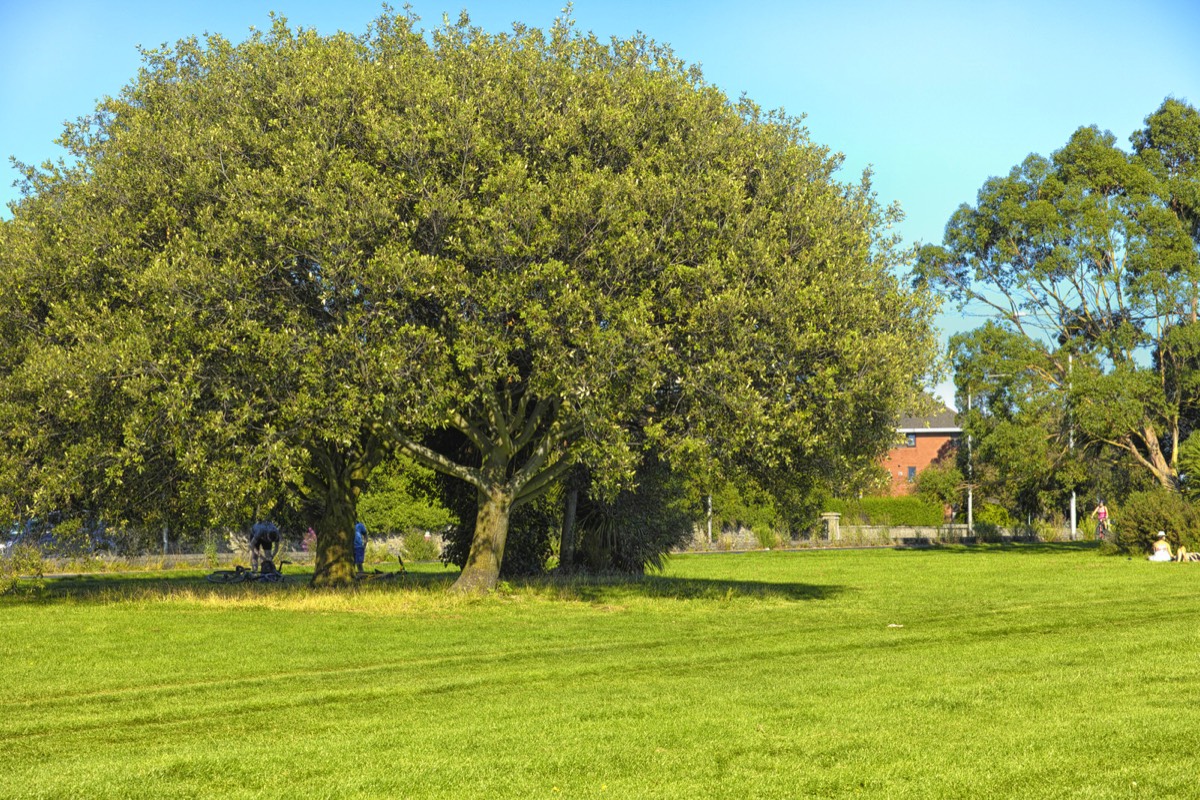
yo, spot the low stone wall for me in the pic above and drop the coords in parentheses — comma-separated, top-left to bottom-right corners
(683, 526, 764, 552)
(830, 525, 971, 546)
(680, 523, 1079, 552)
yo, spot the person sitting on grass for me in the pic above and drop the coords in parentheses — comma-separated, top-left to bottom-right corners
(1176, 545, 1200, 562)
(1149, 531, 1173, 562)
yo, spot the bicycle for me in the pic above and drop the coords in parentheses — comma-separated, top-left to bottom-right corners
(206, 560, 290, 585)
(1096, 518, 1111, 541)
(355, 555, 408, 581)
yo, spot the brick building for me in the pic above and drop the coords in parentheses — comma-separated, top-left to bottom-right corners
(881, 406, 960, 496)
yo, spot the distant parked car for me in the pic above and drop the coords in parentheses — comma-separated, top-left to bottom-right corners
(1, 514, 116, 557)
(1, 523, 23, 556)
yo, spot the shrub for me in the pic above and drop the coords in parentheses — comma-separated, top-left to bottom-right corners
(203, 531, 220, 568)
(975, 502, 1013, 529)
(573, 457, 694, 574)
(915, 462, 964, 509)
(301, 528, 317, 552)
(364, 536, 399, 565)
(1077, 516, 1098, 541)
(0, 544, 45, 595)
(708, 480, 779, 540)
(402, 530, 441, 562)
(973, 521, 1003, 543)
(358, 456, 457, 537)
(1113, 490, 1200, 555)
(752, 526, 780, 549)
(1031, 518, 1062, 542)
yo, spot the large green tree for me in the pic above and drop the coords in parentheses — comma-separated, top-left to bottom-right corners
(0, 12, 937, 590)
(919, 99, 1200, 493)
(948, 323, 1093, 521)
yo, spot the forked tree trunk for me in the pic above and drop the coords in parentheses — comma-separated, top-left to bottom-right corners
(1139, 426, 1178, 491)
(451, 486, 514, 594)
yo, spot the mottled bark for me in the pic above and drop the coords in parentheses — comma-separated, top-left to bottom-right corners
(312, 489, 357, 587)
(309, 444, 373, 587)
(450, 486, 514, 594)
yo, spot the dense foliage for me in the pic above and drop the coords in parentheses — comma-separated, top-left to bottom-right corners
(356, 456, 456, 537)
(0, 544, 44, 596)
(824, 496, 945, 527)
(569, 457, 695, 573)
(913, 460, 964, 513)
(1114, 489, 1200, 555)
(920, 98, 1200, 516)
(0, 11, 936, 590)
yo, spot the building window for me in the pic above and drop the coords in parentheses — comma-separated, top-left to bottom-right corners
(905, 433, 916, 447)
(907, 467, 917, 482)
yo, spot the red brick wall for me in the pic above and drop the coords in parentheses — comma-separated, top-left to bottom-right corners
(881, 433, 957, 496)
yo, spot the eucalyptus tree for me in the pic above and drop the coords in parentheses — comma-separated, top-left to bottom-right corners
(0, 11, 937, 590)
(919, 99, 1200, 492)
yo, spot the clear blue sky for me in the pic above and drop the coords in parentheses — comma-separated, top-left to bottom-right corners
(2, 0, 1198, 404)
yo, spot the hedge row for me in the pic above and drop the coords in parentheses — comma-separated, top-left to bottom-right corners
(824, 496, 944, 527)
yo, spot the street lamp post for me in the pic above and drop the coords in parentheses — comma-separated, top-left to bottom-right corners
(1069, 353, 1076, 540)
(967, 388, 974, 539)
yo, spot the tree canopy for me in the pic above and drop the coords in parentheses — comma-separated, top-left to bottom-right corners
(919, 98, 1200, 500)
(0, 11, 937, 589)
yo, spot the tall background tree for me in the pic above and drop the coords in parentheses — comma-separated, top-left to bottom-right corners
(918, 98, 1200, 517)
(0, 11, 938, 590)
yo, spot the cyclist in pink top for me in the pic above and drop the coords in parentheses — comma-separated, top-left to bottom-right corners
(1090, 501, 1110, 540)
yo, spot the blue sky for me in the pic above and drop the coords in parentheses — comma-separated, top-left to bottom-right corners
(2, 0, 1198, 404)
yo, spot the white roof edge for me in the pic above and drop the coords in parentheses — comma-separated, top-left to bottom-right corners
(897, 427, 961, 434)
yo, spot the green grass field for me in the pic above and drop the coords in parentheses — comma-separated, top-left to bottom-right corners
(2, 544, 1198, 798)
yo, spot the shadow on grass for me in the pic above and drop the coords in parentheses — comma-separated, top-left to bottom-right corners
(911, 541, 1104, 556)
(4, 566, 844, 605)
(562, 575, 846, 603)
(2, 564, 458, 605)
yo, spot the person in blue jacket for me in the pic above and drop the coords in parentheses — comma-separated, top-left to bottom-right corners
(353, 521, 367, 574)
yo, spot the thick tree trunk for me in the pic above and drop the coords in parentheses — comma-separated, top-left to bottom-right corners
(309, 447, 370, 588)
(451, 486, 514, 594)
(559, 483, 578, 574)
(312, 492, 357, 587)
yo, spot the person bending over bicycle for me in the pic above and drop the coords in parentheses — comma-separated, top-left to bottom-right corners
(249, 520, 281, 574)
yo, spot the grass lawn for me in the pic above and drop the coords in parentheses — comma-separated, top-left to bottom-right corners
(2, 543, 1199, 798)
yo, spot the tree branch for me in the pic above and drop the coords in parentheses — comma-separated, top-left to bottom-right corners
(395, 435, 484, 489)
(482, 391, 514, 452)
(512, 419, 583, 492)
(514, 457, 575, 507)
(512, 397, 551, 453)
(448, 409, 494, 454)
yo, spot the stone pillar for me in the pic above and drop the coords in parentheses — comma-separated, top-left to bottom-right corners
(820, 512, 841, 542)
